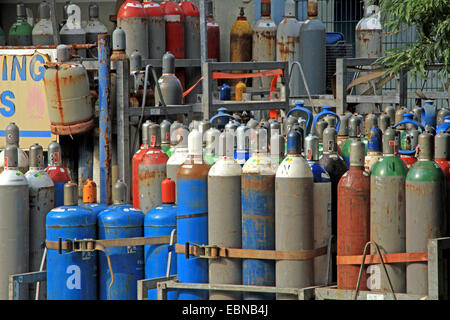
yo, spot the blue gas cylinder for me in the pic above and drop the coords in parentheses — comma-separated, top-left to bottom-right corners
(97, 180, 144, 300)
(144, 178, 177, 300)
(46, 182, 97, 300)
(176, 129, 210, 300)
(220, 83, 231, 101)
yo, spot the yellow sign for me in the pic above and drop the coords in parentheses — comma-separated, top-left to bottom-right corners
(0, 49, 57, 149)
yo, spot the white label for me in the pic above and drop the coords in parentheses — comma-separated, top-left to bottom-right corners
(124, 2, 143, 9)
(127, 246, 137, 254)
(367, 294, 384, 300)
(150, 109, 161, 115)
(66, 265, 81, 290)
(367, 265, 381, 290)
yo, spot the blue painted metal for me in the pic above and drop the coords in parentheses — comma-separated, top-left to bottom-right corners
(421, 100, 437, 129)
(46, 206, 97, 300)
(144, 203, 177, 300)
(393, 113, 424, 155)
(97, 204, 144, 300)
(98, 34, 112, 205)
(367, 127, 383, 152)
(219, 83, 231, 101)
(436, 116, 450, 134)
(313, 106, 341, 133)
(81, 202, 108, 216)
(209, 107, 234, 129)
(286, 101, 313, 135)
(308, 161, 331, 183)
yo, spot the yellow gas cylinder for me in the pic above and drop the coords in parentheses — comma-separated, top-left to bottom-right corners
(230, 7, 252, 86)
(235, 81, 247, 101)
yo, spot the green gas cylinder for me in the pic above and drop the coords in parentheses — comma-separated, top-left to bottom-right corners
(8, 3, 32, 46)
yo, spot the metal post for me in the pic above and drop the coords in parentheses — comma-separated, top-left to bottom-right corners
(399, 68, 408, 107)
(49, 0, 60, 45)
(202, 61, 212, 120)
(116, 57, 131, 202)
(200, 0, 209, 121)
(336, 58, 347, 114)
(98, 34, 112, 205)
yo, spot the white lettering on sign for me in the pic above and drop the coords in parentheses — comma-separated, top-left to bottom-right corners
(66, 265, 81, 290)
(66, 4, 82, 30)
(367, 264, 381, 290)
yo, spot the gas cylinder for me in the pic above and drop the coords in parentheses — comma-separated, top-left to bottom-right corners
(204, 127, 220, 165)
(364, 127, 383, 173)
(400, 129, 420, 169)
(230, 7, 253, 86)
(370, 127, 407, 293)
(43, 44, 93, 135)
(437, 107, 450, 127)
(163, 0, 185, 59)
(337, 113, 351, 148)
(298, 0, 326, 95)
(276, 0, 301, 97)
(145, 178, 177, 300)
(337, 139, 370, 290)
(253, 0, 277, 89)
(180, 0, 201, 104)
(247, 118, 259, 130)
(85, 3, 108, 58)
(206, 0, 220, 61)
(80, 178, 107, 215)
(435, 132, 450, 233)
(177, 129, 210, 300)
(319, 127, 348, 282)
(32, 1, 54, 45)
(284, 115, 298, 136)
(236, 125, 250, 166)
(46, 182, 96, 300)
(395, 107, 408, 144)
(384, 105, 395, 124)
(8, 3, 32, 46)
(160, 120, 172, 154)
(0, 123, 29, 174)
(235, 81, 247, 101)
(270, 132, 285, 168)
(132, 121, 152, 209)
(208, 132, 242, 299)
(138, 124, 168, 213)
(225, 120, 240, 156)
(97, 181, 144, 300)
(155, 52, 183, 106)
(304, 134, 332, 286)
(0, 145, 29, 299)
(242, 127, 276, 299)
(276, 130, 314, 299)
(166, 121, 182, 157)
(406, 133, 445, 295)
(45, 141, 72, 208)
(60, 4, 87, 57)
(220, 83, 231, 101)
(143, 1, 166, 59)
(166, 126, 189, 197)
(198, 120, 211, 149)
(379, 112, 391, 134)
(25, 144, 54, 299)
(341, 116, 362, 167)
(118, 0, 148, 59)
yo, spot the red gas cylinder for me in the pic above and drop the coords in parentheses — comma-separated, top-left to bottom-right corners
(162, 1, 185, 90)
(400, 154, 418, 169)
(143, 1, 166, 59)
(161, 178, 176, 204)
(337, 140, 370, 290)
(132, 121, 152, 209)
(45, 141, 72, 208)
(117, 0, 149, 59)
(138, 123, 169, 213)
(206, 1, 220, 61)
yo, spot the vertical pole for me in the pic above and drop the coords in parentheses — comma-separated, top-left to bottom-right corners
(200, 0, 209, 121)
(336, 58, 347, 114)
(116, 57, 131, 202)
(399, 68, 408, 107)
(49, 0, 60, 45)
(98, 34, 112, 205)
(78, 133, 94, 201)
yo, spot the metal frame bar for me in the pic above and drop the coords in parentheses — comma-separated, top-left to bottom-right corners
(8, 271, 46, 300)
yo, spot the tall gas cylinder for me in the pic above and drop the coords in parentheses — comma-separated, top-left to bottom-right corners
(340, 115, 363, 167)
(43, 44, 93, 135)
(143, 1, 166, 59)
(276, 130, 314, 299)
(46, 182, 96, 300)
(180, 0, 201, 104)
(60, 4, 87, 57)
(161, 119, 172, 154)
(163, 0, 185, 60)
(204, 127, 220, 165)
(208, 132, 242, 299)
(45, 141, 71, 208)
(379, 112, 391, 134)
(138, 124, 169, 213)
(85, 3, 108, 58)
(406, 133, 445, 295)
(437, 107, 450, 127)
(206, 0, 220, 61)
(319, 127, 348, 282)
(253, 0, 277, 89)
(145, 178, 177, 300)
(166, 121, 182, 157)
(364, 126, 383, 172)
(236, 125, 250, 166)
(98, 181, 144, 300)
(155, 52, 183, 106)
(8, 3, 32, 46)
(230, 7, 253, 86)
(0, 145, 29, 299)
(270, 132, 285, 168)
(132, 120, 152, 209)
(435, 132, 450, 231)
(337, 113, 351, 149)
(80, 178, 108, 215)
(166, 126, 189, 193)
(305, 134, 332, 285)
(298, 0, 326, 95)
(242, 127, 276, 299)
(276, 0, 301, 97)
(25, 144, 54, 300)
(32, 1, 54, 45)
(337, 139, 370, 290)
(177, 129, 211, 300)
(118, 0, 149, 59)
(370, 127, 407, 293)
(0, 122, 29, 174)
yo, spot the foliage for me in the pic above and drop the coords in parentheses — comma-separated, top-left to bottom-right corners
(375, 0, 450, 80)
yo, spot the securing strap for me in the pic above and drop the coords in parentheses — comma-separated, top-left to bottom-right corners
(212, 69, 284, 80)
(337, 252, 428, 265)
(174, 243, 328, 261)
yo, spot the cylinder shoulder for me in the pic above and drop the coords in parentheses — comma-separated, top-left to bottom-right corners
(144, 204, 177, 225)
(406, 161, 445, 182)
(47, 206, 96, 226)
(371, 155, 408, 177)
(276, 155, 313, 178)
(98, 205, 144, 226)
(177, 159, 210, 178)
